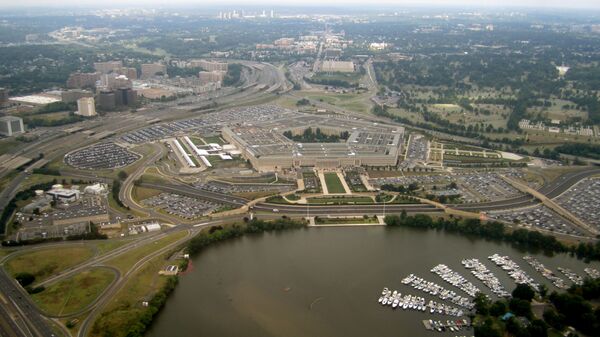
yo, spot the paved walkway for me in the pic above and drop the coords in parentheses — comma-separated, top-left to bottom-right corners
(336, 171, 352, 194)
(317, 171, 329, 195)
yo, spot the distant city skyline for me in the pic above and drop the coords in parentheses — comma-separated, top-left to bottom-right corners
(2, 0, 600, 9)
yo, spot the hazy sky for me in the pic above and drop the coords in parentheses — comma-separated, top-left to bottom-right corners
(2, 0, 600, 9)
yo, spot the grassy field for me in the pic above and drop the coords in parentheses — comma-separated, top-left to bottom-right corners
(5, 246, 95, 283)
(232, 190, 277, 200)
(94, 240, 130, 255)
(207, 155, 249, 169)
(315, 216, 379, 224)
(132, 186, 162, 202)
(105, 231, 187, 274)
(31, 267, 115, 316)
(188, 136, 206, 146)
(311, 71, 362, 85)
(90, 251, 181, 337)
(323, 172, 347, 193)
(302, 91, 372, 114)
(202, 135, 226, 145)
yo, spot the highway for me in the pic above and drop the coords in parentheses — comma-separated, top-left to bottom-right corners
(252, 167, 600, 216)
(0, 269, 56, 337)
(138, 182, 249, 207)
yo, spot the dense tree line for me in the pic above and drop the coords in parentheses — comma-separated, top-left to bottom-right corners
(93, 276, 178, 337)
(384, 213, 600, 261)
(554, 143, 600, 160)
(187, 218, 306, 255)
(165, 66, 205, 78)
(24, 112, 85, 128)
(223, 63, 243, 86)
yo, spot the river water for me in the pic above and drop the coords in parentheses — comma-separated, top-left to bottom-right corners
(146, 226, 599, 337)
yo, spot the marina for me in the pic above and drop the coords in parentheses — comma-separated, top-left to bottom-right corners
(584, 267, 600, 279)
(462, 258, 510, 297)
(523, 256, 568, 289)
(401, 274, 474, 309)
(422, 319, 471, 333)
(378, 288, 465, 317)
(431, 264, 481, 297)
(557, 267, 584, 285)
(489, 253, 540, 291)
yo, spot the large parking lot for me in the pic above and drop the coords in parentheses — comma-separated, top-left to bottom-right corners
(488, 205, 584, 236)
(143, 193, 221, 219)
(556, 178, 600, 231)
(65, 142, 140, 169)
(194, 180, 294, 194)
(370, 170, 524, 202)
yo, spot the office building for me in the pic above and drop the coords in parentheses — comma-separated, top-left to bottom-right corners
(190, 59, 228, 72)
(94, 61, 123, 74)
(97, 90, 116, 110)
(76, 97, 97, 117)
(141, 63, 167, 79)
(0, 116, 25, 136)
(198, 71, 225, 85)
(117, 67, 138, 80)
(101, 74, 133, 90)
(61, 89, 93, 103)
(115, 88, 137, 106)
(66, 72, 100, 89)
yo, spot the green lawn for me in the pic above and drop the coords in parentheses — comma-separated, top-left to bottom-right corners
(324, 172, 346, 193)
(307, 196, 374, 204)
(315, 217, 379, 224)
(202, 135, 226, 145)
(105, 231, 187, 274)
(90, 253, 178, 337)
(5, 246, 95, 283)
(31, 267, 115, 316)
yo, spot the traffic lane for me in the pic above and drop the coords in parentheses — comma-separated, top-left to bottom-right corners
(139, 182, 248, 206)
(0, 300, 26, 337)
(253, 204, 441, 215)
(0, 270, 53, 337)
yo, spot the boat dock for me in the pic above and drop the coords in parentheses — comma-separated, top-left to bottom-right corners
(422, 318, 471, 333)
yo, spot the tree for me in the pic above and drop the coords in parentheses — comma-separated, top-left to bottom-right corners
(509, 298, 533, 319)
(543, 308, 565, 331)
(15, 272, 35, 287)
(118, 170, 128, 181)
(513, 284, 535, 301)
(474, 292, 491, 315)
(474, 318, 502, 337)
(527, 319, 548, 337)
(489, 301, 507, 317)
(538, 284, 548, 299)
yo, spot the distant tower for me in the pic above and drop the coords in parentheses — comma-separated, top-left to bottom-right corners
(270, 9, 274, 18)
